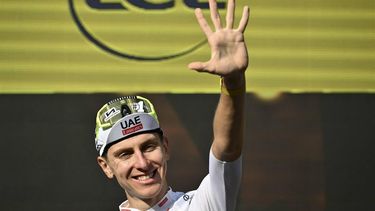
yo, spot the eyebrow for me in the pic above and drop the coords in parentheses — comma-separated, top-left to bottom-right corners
(140, 137, 160, 148)
(112, 147, 133, 157)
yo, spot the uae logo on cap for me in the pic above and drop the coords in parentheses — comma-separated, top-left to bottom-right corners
(120, 115, 144, 135)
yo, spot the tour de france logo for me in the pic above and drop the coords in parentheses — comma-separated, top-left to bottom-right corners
(68, 0, 225, 61)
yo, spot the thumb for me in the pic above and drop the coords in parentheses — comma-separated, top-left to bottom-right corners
(188, 61, 209, 73)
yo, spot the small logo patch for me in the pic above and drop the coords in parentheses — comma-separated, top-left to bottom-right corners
(104, 107, 120, 122)
(122, 124, 143, 135)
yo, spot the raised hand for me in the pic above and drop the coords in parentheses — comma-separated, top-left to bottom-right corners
(188, 0, 250, 80)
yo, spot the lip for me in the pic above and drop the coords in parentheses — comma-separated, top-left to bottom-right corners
(131, 169, 158, 185)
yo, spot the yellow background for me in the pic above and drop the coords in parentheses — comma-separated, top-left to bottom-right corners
(0, 0, 374, 94)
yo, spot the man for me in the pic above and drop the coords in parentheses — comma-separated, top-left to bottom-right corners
(94, 0, 249, 210)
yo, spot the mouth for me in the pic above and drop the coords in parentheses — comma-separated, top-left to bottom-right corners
(132, 170, 157, 183)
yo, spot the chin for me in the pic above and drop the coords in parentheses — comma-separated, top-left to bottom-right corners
(139, 185, 164, 199)
(129, 182, 166, 201)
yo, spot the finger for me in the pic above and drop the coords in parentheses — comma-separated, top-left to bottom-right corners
(208, 0, 222, 30)
(188, 61, 210, 72)
(195, 8, 213, 37)
(237, 6, 250, 33)
(226, 0, 235, 29)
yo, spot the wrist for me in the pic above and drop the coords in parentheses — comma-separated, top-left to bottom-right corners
(222, 73, 245, 89)
(221, 74, 246, 96)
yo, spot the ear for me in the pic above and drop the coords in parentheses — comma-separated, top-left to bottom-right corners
(97, 156, 114, 179)
(162, 136, 170, 161)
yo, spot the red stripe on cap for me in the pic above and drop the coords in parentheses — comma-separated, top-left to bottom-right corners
(158, 197, 168, 207)
(122, 124, 143, 135)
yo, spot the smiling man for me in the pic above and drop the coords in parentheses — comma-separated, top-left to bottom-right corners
(94, 0, 249, 210)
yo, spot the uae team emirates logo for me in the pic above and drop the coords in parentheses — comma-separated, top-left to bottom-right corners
(68, 0, 225, 61)
(120, 115, 144, 135)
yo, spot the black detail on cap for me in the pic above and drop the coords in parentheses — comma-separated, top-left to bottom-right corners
(121, 104, 132, 117)
(107, 96, 137, 105)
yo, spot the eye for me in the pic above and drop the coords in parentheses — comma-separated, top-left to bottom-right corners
(143, 143, 158, 152)
(118, 151, 132, 159)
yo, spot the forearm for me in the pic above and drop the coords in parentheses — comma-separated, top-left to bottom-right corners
(212, 73, 246, 162)
(188, 0, 249, 161)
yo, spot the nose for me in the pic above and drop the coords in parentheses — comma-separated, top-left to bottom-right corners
(133, 151, 149, 170)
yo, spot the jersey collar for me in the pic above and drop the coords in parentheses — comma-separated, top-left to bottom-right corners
(119, 188, 174, 211)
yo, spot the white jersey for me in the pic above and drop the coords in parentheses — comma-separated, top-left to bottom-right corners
(119, 150, 242, 211)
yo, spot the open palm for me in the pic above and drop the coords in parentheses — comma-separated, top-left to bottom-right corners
(188, 0, 250, 78)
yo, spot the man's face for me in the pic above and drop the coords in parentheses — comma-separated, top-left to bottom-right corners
(97, 132, 169, 202)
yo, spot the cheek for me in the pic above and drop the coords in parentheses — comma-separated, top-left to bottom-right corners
(147, 149, 167, 165)
(157, 149, 168, 164)
(112, 161, 132, 178)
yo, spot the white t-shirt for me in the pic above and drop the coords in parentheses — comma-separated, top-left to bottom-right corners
(119, 150, 242, 211)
